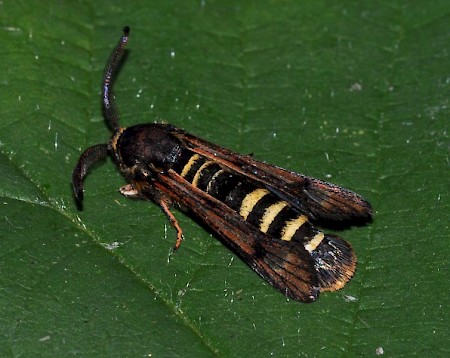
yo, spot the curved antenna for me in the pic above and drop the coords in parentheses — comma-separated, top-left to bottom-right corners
(103, 26, 130, 132)
(72, 143, 108, 202)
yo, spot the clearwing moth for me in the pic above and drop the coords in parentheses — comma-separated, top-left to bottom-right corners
(72, 27, 372, 303)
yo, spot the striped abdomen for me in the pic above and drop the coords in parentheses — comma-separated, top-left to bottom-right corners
(173, 150, 356, 290)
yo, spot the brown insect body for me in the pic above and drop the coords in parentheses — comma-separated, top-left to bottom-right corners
(72, 27, 372, 303)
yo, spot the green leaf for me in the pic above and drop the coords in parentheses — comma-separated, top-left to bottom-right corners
(0, 1, 448, 356)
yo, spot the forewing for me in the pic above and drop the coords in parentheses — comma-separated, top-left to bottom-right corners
(174, 129, 372, 222)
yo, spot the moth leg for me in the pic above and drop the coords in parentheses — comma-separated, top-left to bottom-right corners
(158, 196, 184, 251)
(120, 182, 184, 250)
(119, 183, 146, 199)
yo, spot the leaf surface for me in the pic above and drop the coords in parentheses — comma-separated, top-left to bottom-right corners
(0, 1, 448, 356)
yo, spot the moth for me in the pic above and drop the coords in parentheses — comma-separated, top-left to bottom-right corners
(72, 27, 372, 302)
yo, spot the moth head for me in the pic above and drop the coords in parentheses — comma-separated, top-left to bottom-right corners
(110, 123, 182, 178)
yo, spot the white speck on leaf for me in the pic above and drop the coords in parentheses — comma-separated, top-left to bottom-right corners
(375, 347, 384, 355)
(350, 82, 362, 91)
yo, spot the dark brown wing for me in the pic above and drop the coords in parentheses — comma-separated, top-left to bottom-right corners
(153, 169, 320, 303)
(173, 129, 373, 222)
